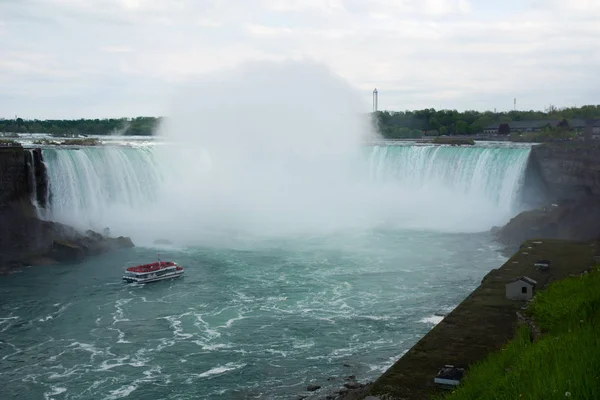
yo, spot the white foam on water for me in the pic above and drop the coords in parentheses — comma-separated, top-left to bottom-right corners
(218, 313, 246, 329)
(105, 383, 138, 400)
(163, 312, 194, 339)
(43, 386, 67, 400)
(419, 315, 445, 325)
(195, 362, 246, 379)
(67, 342, 107, 361)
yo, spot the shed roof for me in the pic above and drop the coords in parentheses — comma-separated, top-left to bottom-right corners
(510, 276, 537, 286)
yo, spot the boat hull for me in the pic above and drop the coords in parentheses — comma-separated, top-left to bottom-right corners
(122, 270, 184, 284)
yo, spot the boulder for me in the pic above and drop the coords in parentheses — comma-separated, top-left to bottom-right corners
(307, 384, 321, 392)
(494, 197, 600, 250)
(51, 240, 86, 262)
(343, 382, 362, 390)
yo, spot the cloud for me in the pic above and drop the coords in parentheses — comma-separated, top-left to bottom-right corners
(0, 0, 598, 118)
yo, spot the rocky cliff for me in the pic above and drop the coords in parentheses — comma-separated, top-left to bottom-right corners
(529, 142, 600, 201)
(496, 142, 600, 249)
(0, 145, 133, 273)
(0, 146, 30, 204)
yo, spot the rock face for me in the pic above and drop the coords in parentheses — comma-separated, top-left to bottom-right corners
(0, 146, 29, 204)
(495, 143, 600, 249)
(495, 196, 600, 249)
(530, 142, 600, 201)
(0, 145, 134, 273)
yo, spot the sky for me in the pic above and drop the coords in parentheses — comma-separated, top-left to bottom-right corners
(1, 0, 599, 119)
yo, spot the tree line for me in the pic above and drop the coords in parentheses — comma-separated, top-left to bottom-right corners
(2, 105, 600, 138)
(0, 117, 160, 136)
(374, 105, 600, 139)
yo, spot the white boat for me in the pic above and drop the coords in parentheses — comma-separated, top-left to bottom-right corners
(122, 261, 184, 283)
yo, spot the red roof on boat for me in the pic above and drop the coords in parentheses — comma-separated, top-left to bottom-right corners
(126, 261, 178, 273)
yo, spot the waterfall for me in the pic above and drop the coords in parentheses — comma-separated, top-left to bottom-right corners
(25, 150, 40, 215)
(41, 144, 533, 241)
(367, 145, 531, 214)
(25, 149, 50, 219)
(42, 146, 162, 232)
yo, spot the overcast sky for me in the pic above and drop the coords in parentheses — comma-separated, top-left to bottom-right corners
(1, 0, 599, 119)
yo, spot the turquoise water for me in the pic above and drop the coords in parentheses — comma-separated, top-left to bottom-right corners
(1, 143, 529, 398)
(0, 229, 505, 399)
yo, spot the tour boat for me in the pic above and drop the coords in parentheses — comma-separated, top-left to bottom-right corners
(122, 261, 184, 283)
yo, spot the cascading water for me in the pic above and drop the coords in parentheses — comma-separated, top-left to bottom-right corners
(42, 146, 162, 231)
(41, 142, 532, 242)
(25, 150, 41, 215)
(368, 145, 531, 210)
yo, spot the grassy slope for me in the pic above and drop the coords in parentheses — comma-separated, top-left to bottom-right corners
(441, 267, 600, 400)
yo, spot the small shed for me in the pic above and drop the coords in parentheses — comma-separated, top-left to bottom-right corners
(434, 365, 464, 388)
(506, 276, 537, 301)
(534, 260, 551, 271)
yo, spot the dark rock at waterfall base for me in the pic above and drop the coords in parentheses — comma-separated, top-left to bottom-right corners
(48, 231, 135, 263)
(0, 203, 135, 270)
(51, 239, 87, 262)
(493, 197, 600, 253)
(307, 384, 321, 392)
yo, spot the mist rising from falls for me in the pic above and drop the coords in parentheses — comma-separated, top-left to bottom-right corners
(42, 143, 532, 245)
(41, 60, 532, 244)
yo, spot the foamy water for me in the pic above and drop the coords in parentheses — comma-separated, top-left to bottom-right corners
(0, 230, 505, 399)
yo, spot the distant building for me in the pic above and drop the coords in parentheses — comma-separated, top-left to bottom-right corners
(570, 119, 588, 131)
(506, 276, 537, 301)
(434, 365, 465, 388)
(484, 120, 559, 135)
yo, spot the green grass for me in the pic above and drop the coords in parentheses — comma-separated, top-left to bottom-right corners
(440, 269, 600, 400)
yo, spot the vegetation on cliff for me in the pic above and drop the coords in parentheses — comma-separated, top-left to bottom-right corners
(441, 266, 600, 400)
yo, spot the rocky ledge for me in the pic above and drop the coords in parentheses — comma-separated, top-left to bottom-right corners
(492, 196, 600, 252)
(295, 375, 373, 400)
(0, 203, 134, 274)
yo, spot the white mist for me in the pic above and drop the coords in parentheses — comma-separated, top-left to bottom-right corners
(147, 60, 378, 243)
(41, 60, 531, 245)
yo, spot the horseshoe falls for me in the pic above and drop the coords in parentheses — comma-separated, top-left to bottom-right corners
(0, 142, 533, 400)
(40, 143, 531, 243)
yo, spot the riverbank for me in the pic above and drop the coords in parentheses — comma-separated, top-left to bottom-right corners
(345, 239, 596, 400)
(443, 261, 600, 399)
